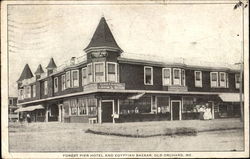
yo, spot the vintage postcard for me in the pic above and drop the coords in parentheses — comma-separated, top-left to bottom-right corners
(1, 0, 249, 158)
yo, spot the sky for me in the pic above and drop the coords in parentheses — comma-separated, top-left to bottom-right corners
(8, 2, 245, 96)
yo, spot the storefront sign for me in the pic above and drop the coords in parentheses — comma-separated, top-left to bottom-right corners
(84, 82, 125, 91)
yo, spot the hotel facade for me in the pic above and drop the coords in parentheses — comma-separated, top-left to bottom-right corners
(16, 17, 243, 123)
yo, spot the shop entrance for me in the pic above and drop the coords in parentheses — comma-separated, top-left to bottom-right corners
(171, 100, 181, 120)
(101, 100, 114, 123)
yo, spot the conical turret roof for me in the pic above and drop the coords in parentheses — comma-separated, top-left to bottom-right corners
(46, 58, 57, 69)
(35, 64, 45, 75)
(17, 64, 34, 82)
(84, 17, 122, 52)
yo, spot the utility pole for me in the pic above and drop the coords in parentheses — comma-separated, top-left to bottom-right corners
(234, 1, 247, 122)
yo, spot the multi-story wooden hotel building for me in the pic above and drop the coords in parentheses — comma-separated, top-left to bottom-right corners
(16, 17, 242, 123)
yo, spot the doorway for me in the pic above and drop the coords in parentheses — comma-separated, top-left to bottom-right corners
(101, 100, 114, 123)
(171, 100, 181, 120)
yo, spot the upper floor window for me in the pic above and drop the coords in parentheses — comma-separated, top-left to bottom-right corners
(144, 66, 153, 85)
(173, 68, 181, 85)
(195, 71, 202, 87)
(44, 81, 48, 95)
(82, 67, 87, 86)
(66, 71, 71, 88)
(62, 75, 66, 91)
(210, 72, 218, 87)
(54, 77, 58, 92)
(182, 69, 186, 86)
(33, 85, 36, 97)
(162, 68, 171, 85)
(219, 72, 226, 88)
(71, 70, 79, 87)
(94, 62, 105, 82)
(235, 74, 240, 89)
(87, 63, 93, 83)
(107, 62, 117, 82)
(18, 89, 24, 100)
(24, 86, 31, 98)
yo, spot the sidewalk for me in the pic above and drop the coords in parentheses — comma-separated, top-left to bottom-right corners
(86, 118, 243, 137)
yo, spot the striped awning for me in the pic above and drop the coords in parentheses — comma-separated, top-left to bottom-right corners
(14, 105, 44, 113)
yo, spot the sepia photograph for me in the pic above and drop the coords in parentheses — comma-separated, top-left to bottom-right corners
(1, 0, 249, 158)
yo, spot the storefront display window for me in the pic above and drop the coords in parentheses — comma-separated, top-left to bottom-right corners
(70, 99, 78, 116)
(120, 97, 151, 115)
(88, 98, 97, 116)
(157, 96, 170, 113)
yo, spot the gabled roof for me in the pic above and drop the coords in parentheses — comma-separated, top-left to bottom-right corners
(17, 64, 34, 82)
(84, 17, 122, 52)
(34, 64, 45, 75)
(46, 58, 57, 69)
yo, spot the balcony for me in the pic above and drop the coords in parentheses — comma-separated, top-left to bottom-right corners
(84, 82, 125, 92)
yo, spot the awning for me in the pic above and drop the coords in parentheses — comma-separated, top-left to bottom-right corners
(15, 105, 44, 113)
(127, 92, 145, 100)
(219, 93, 244, 102)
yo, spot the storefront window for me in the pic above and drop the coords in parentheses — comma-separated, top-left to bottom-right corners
(182, 97, 197, 113)
(78, 98, 87, 115)
(70, 99, 78, 116)
(88, 98, 97, 116)
(157, 96, 170, 113)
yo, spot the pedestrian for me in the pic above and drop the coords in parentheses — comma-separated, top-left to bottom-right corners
(27, 113, 31, 123)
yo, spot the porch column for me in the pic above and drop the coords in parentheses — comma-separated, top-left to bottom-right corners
(45, 105, 49, 122)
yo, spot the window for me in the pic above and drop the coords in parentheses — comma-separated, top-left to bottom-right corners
(18, 89, 24, 100)
(162, 68, 171, 85)
(71, 70, 79, 87)
(70, 99, 78, 116)
(210, 72, 218, 87)
(66, 71, 71, 88)
(182, 69, 186, 86)
(87, 63, 93, 83)
(144, 66, 153, 85)
(54, 77, 58, 92)
(195, 71, 202, 87)
(44, 81, 48, 95)
(78, 98, 87, 115)
(88, 98, 97, 116)
(24, 86, 31, 98)
(219, 72, 226, 88)
(94, 62, 105, 82)
(235, 74, 240, 89)
(33, 85, 36, 97)
(226, 73, 229, 88)
(62, 75, 66, 90)
(9, 99, 13, 105)
(107, 62, 117, 82)
(82, 67, 87, 86)
(173, 68, 181, 85)
(157, 96, 170, 114)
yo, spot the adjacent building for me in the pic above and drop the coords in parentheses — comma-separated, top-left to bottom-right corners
(16, 17, 243, 123)
(8, 97, 18, 122)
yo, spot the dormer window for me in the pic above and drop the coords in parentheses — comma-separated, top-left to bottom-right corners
(144, 66, 153, 85)
(195, 71, 202, 87)
(162, 68, 171, 85)
(173, 68, 181, 85)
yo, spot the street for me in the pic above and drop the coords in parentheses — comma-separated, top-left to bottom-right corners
(8, 120, 244, 152)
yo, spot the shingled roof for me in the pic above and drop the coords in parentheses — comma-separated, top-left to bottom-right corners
(46, 58, 57, 69)
(84, 17, 122, 52)
(17, 64, 34, 82)
(34, 64, 45, 75)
